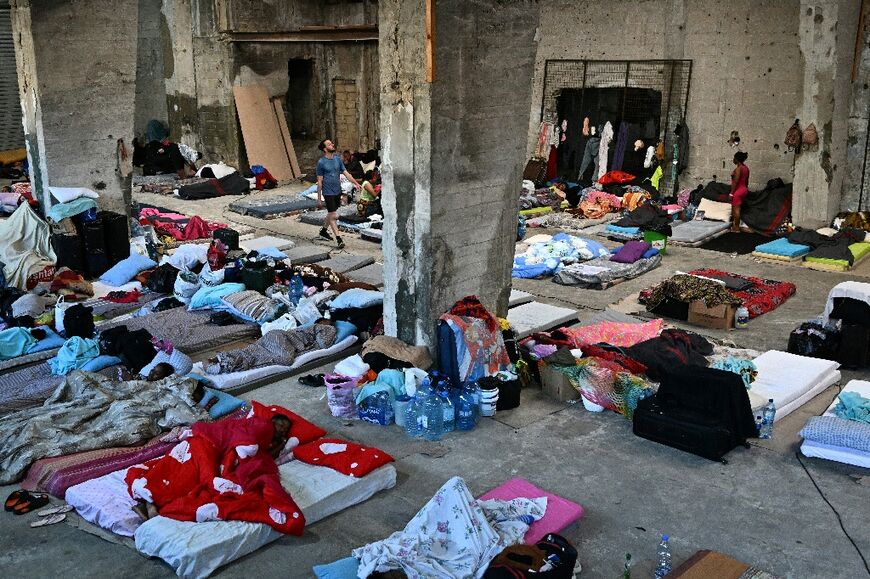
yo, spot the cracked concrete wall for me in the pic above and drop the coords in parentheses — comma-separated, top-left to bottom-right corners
(15, 0, 138, 214)
(381, 0, 539, 349)
(222, 0, 377, 31)
(793, 0, 860, 227)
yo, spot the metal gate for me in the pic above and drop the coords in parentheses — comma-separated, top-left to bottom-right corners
(0, 4, 24, 152)
(540, 59, 692, 195)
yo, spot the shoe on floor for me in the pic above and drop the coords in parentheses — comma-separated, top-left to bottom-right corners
(319, 227, 333, 241)
(336, 237, 345, 249)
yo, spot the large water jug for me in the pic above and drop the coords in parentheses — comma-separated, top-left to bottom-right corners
(420, 385, 444, 441)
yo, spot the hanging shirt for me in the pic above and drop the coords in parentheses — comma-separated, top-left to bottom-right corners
(596, 122, 614, 180)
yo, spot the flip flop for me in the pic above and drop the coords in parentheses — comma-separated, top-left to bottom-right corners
(5, 490, 26, 512)
(36, 504, 74, 517)
(12, 493, 49, 515)
(30, 513, 66, 528)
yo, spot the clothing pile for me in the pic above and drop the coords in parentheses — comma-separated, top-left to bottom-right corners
(513, 233, 610, 279)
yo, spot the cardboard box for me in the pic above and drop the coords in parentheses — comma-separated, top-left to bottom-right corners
(687, 300, 736, 330)
(538, 362, 581, 402)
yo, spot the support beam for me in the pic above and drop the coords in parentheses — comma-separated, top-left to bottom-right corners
(379, 0, 540, 349)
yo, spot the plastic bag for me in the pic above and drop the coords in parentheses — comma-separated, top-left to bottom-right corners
(325, 373, 358, 419)
(173, 270, 201, 303)
(207, 239, 227, 270)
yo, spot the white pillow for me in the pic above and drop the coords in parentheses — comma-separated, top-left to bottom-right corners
(163, 244, 208, 270)
(697, 198, 733, 222)
(49, 187, 100, 203)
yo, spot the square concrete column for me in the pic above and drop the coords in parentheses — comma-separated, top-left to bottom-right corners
(379, 0, 540, 349)
(793, 0, 861, 227)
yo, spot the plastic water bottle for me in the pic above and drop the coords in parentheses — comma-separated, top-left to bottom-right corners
(405, 379, 430, 438)
(421, 386, 444, 441)
(735, 305, 749, 329)
(456, 386, 478, 431)
(760, 399, 776, 439)
(440, 392, 455, 433)
(289, 274, 304, 305)
(622, 553, 632, 579)
(654, 535, 672, 579)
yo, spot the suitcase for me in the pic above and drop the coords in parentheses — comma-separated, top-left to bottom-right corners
(100, 211, 130, 265)
(633, 399, 738, 463)
(85, 251, 110, 278)
(632, 366, 756, 463)
(52, 233, 85, 272)
(830, 297, 870, 327)
(80, 220, 107, 253)
(213, 228, 240, 251)
(837, 323, 870, 368)
(239, 263, 274, 293)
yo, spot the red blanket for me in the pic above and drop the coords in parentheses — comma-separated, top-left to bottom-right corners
(125, 417, 304, 535)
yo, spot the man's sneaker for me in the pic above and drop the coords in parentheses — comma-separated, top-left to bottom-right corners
(336, 237, 345, 250)
(319, 227, 333, 241)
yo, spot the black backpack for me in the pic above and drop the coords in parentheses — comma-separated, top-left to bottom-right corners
(485, 533, 578, 579)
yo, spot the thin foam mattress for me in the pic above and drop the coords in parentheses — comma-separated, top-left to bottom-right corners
(748, 351, 840, 421)
(67, 460, 397, 578)
(804, 242, 870, 267)
(668, 219, 729, 245)
(190, 335, 358, 391)
(800, 380, 870, 468)
(753, 237, 811, 258)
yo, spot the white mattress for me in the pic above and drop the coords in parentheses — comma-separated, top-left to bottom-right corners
(749, 351, 841, 421)
(70, 460, 396, 578)
(91, 280, 144, 295)
(193, 336, 358, 391)
(507, 301, 578, 339)
(800, 380, 870, 468)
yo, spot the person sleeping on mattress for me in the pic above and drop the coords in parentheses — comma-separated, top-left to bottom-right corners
(126, 413, 306, 535)
(204, 321, 337, 375)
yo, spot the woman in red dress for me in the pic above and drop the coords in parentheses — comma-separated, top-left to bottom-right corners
(730, 151, 750, 233)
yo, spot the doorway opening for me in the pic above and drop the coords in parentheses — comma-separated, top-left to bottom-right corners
(286, 59, 315, 139)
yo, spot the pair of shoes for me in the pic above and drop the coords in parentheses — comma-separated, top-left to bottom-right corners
(336, 237, 345, 250)
(319, 227, 333, 241)
(299, 373, 326, 387)
(5, 490, 50, 515)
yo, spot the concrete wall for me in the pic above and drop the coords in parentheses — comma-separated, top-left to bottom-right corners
(528, 0, 804, 191)
(18, 0, 138, 214)
(843, 1, 870, 212)
(222, 0, 376, 31)
(134, 0, 167, 137)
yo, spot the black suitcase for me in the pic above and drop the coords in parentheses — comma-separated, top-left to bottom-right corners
(85, 251, 110, 278)
(633, 399, 738, 463)
(830, 297, 870, 327)
(52, 233, 85, 272)
(213, 228, 240, 251)
(632, 366, 756, 463)
(100, 211, 130, 265)
(787, 321, 840, 360)
(837, 323, 870, 368)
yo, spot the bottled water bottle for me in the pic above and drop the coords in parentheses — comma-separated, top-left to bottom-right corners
(440, 392, 455, 433)
(654, 535, 672, 579)
(405, 379, 430, 438)
(622, 553, 632, 579)
(421, 386, 444, 441)
(289, 273, 304, 305)
(456, 385, 478, 431)
(759, 399, 776, 439)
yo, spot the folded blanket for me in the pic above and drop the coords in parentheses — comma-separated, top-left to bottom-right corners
(606, 224, 641, 235)
(833, 391, 870, 424)
(800, 416, 870, 452)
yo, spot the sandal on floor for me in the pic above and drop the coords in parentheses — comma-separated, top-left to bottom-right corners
(30, 513, 65, 528)
(12, 493, 49, 515)
(37, 504, 74, 517)
(5, 490, 27, 512)
(299, 374, 325, 387)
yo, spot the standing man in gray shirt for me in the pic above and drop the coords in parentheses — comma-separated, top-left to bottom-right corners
(316, 138, 361, 249)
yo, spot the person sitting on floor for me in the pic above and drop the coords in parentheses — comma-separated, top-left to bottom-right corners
(126, 413, 305, 535)
(358, 170, 383, 216)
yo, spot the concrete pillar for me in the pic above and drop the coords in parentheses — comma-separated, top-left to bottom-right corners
(11, 0, 139, 216)
(793, 0, 861, 227)
(379, 0, 540, 349)
(843, 0, 870, 212)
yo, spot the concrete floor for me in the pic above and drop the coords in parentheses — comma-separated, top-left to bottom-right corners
(1, 196, 869, 578)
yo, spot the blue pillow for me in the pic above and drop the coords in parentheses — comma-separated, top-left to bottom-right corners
(334, 320, 357, 343)
(99, 253, 157, 287)
(330, 289, 384, 310)
(198, 386, 246, 418)
(642, 247, 660, 259)
(25, 328, 66, 353)
(188, 283, 246, 311)
(313, 557, 360, 579)
(81, 355, 123, 372)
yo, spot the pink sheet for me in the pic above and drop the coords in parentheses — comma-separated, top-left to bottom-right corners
(479, 478, 584, 543)
(562, 318, 663, 348)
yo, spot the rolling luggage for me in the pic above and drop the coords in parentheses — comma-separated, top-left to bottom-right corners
(633, 366, 756, 463)
(100, 211, 130, 265)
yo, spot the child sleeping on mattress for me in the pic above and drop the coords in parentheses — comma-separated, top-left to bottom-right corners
(204, 321, 337, 375)
(126, 413, 306, 534)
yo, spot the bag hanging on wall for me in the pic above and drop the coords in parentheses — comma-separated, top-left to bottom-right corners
(784, 119, 803, 152)
(802, 122, 818, 150)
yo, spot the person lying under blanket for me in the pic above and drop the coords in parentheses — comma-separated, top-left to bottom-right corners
(205, 321, 337, 375)
(126, 412, 305, 534)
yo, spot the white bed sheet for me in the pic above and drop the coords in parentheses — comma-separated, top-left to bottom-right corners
(749, 351, 841, 421)
(91, 280, 144, 296)
(66, 469, 141, 537)
(135, 461, 397, 578)
(800, 380, 870, 468)
(192, 335, 358, 391)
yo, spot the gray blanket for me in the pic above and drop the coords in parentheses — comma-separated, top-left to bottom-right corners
(553, 254, 662, 288)
(207, 324, 337, 375)
(0, 371, 208, 484)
